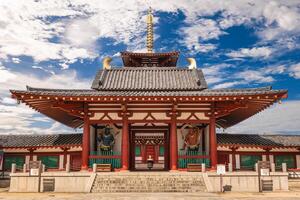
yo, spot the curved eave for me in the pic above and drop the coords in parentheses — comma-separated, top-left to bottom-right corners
(10, 87, 287, 129)
(217, 95, 286, 129)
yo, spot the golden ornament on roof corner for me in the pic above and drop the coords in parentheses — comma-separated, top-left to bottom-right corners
(187, 58, 197, 69)
(102, 57, 112, 70)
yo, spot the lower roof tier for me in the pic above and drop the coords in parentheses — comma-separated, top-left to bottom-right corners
(1, 133, 299, 149)
(10, 86, 287, 129)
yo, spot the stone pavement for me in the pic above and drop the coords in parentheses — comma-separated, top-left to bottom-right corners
(1, 192, 300, 200)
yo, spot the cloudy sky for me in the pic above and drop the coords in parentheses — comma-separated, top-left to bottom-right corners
(0, 0, 300, 135)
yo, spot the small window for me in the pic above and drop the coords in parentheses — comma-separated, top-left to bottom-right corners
(135, 146, 141, 156)
(159, 146, 164, 156)
(38, 156, 59, 169)
(275, 155, 295, 169)
(241, 155, 261, 169)
(4, 156, 25, 171)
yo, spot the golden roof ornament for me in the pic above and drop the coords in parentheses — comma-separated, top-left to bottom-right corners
(102, 57, 112, 70)
(187, 58, 197, 69)
(146, 7, 154, 53)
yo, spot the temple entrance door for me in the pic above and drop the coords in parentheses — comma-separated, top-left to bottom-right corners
(145, 145, 155, 161)
(130, 129, 169, 171)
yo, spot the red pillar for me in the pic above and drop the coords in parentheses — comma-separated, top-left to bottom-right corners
(209, 116, 218, 170)
(231, 147, 236, 171)
(81, 108, 90, 170)
(121, 116, 129, 170)
(170, 115, 178, 170)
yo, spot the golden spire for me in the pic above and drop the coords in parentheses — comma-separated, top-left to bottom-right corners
(146, 7, 154, 53)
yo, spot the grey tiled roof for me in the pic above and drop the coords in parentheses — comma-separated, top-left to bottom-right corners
(1, 133, 299, 149)
(13, 86, 286, 97)
(217, 133, 300, 147)
(91, 67, 208, 91)
(0, 134, 82, 148)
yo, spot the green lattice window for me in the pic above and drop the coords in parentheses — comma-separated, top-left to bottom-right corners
(135, 146, 141, 156)
(4, 156, 25, 170)
(38, 156, 59, 169)
(275, 155, 295, 169)
(159, 146, 164, 156)
(240, 155, 261, 169)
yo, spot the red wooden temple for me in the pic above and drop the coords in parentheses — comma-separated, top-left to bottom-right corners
(8, 8, 288, 171)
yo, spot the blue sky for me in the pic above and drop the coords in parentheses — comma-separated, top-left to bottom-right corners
(0, 0, 300, 135)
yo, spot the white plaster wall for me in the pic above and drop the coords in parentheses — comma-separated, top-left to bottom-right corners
(59, 155, 64, 170)
(89, 126, 95, 152)
(67, 154, 70, 164)
(9, 172, 94, 193)
(296, 155, 300, 169)
(207, 172, 289, 192)
(269, 155, 274, 164)
(229, 154, 233, 164)
(235, 154, 240, 169)
(262, 155, 267, 161)
(25, 156, 30, 165)
(114, 129, 122, 153)
(205, 126, 209, 155)
(177, 129, 184, 151)
(33, 155, 37, 161)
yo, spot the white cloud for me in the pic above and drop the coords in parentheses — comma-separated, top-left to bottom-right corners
(236, 70, 274, 83)
(202, 63, 233, 85)
(226, 47, 273, 59)
(0, 97, 16, 105)
(181, 19, 224, 53)
(11, 57, 20, 64)
(264, 65, 286, 74)
(259, 1, 300, 41)
(288, 63, 300, 79)
(64, 19, 99, 48)
(0, 67, 17, 83)
(32, 65, 55, 75)
(213, 81, 241, 89)
(0, 66, 91, 135)
(0, 0, 299, 62)
(228, 100, 300, 134)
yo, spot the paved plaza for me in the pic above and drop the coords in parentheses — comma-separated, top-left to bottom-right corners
(1, 192, 300, 200)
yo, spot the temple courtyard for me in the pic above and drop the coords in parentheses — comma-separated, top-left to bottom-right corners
(1, 192, 300, 200)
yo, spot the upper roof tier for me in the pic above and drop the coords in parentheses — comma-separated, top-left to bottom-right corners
(121, 51, 179, 67)
(91, 67, 207, 91)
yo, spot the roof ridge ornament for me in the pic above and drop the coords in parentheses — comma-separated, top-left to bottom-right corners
(187, 58, 197, 69)
(102, 57, 112, 70)
(146, 7, 154, 53)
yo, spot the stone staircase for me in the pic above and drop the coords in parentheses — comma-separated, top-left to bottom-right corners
(91, 172, 206, 193)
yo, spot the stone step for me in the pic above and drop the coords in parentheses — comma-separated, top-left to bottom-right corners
(91, 173, 206, 193)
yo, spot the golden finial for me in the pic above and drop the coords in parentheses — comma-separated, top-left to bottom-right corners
(102, 57, 112, 70)
(146, 7, 154, 53)
(187, 58, 197, 69)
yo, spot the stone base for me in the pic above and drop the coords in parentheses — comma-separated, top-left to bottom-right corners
(91, 172, 206, 193)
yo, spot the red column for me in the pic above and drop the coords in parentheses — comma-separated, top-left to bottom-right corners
(231, 147, 236, 171)
(209, 116, 218, 170)
(81, 109, 90, 170)
(121, 116, 129, 170)
(170, 115, 178, 170)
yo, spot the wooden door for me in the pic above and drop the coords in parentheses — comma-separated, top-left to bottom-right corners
(70, 154, 81, 171)
(218, 154, 229, 165)
(145, 145, 156, 162)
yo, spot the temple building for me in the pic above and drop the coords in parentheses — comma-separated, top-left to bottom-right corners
(1, 8, 291, 173)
